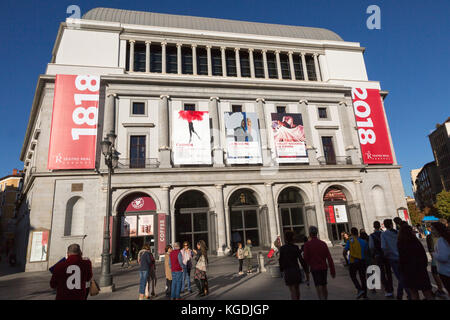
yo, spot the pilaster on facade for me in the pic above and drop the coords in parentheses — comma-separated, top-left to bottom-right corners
(192, 44, 197, 76)
(248, 48, 255, 78)
(215, 184, 227, 255)
(301, 52, 308, 81)
(129, 40, 135, 73)
(234, 48, 241, 78)
(288, 51, 295, 80)
(176, 43, 182, 75)
(145, 41, 151, 73)
(161, 42, 167, 74)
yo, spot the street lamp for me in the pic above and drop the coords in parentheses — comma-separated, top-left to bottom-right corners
(99, 133, 118, 291)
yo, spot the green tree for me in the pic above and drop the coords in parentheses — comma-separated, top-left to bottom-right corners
(407, 201, 424, 226)
(436, 190, 450, 220)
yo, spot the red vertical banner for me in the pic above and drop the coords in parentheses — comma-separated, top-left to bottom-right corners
(403, 209, 409, 222)
(48, 74, 100, 169)
(158, 214, 166, 255)
(352, 88, 393, 164)
(326, 205, 336, 224)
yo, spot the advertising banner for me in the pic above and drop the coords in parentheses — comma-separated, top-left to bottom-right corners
(352, 88, 393, 164)
(138, 215, 154, 236)
(270, 113, 308, 163)
(121, 216, 137, 237)
(325, 206, 336, 224)
(158, 214, 166, 255)
(173, 110, 211, 165)
(224, 112, 262, 164)
(333, 205, 348, 223)
(397, 209, 410, 223)
(48, 75, 100, 170)
(29, 230, 49, 262)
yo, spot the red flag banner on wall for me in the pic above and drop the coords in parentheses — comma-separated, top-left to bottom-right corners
(48, 75, 100, 169)
(352, 88, 393, 164)
(158, 214, 166, 255)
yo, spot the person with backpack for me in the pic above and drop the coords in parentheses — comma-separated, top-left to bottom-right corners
(425, 224, 447, 298)
(121, 247, 130, 268)
(369, 221, 394, 297)
(431, 222, 450, 295)
(381, 219, 410, 300)
(343, 228, 368, 299)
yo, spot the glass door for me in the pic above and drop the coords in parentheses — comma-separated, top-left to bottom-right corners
(280, 206, 306, 243)
(230, 208, 259, 246)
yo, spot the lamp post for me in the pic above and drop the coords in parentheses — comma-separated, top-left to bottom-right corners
(99, 133, 119, 291)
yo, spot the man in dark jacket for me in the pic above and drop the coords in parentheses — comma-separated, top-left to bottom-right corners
(369, 221, 393, 297)
(50, 244, 92, 300)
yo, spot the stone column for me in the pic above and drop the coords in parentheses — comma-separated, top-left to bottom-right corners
(192, 44, 197, 76)
(275, 50, 282, 79)
(262, 49, 269, 79)
(249, 48, 255, 78)
(220, 46, 227, 77)
(161, 42, 167, 74)
(158, 95, 171, 168)
(215, 184, 227, 256)
(103, 93, 116, 138)
(339, 101, 360, 165)
(313, 53, 322, 81)
(160, 184, 172, 243)
(129, 40, 135, 72)
(145, 41, 151, 73)
(235, 48, 241, 77)
(224, 206, 231, 249)
(301, 52, 308, 81)
(256, 98, 270, 166)
(207, 45, 212, 76)
(288, 51, 295, 80)
(311, 181, 331, 244)
(299, 99, 318, 165)
(209, 97, 224, 167)
(354, 180, 370, 231)
(177, 43, 182, 75)
(265, 183, 279, 242)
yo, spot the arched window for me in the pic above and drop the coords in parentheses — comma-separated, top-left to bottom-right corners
(64, 197, 85, 236)
(372, 186, 386, 217)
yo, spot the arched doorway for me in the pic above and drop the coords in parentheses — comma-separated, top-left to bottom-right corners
(116, 192, 157, 262)
(323, 186, 350, 243)
(175, 190, 210, 249)
(278, 187, 306, 243)
(229, 189, 260, 250)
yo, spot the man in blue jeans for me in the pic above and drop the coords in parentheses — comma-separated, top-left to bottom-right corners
(381, 219, 411, 300)
(138, 245, 153, 300)
(169, 242, 184, 300)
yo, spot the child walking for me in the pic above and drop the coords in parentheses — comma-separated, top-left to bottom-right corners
(236, 242, 245, 275)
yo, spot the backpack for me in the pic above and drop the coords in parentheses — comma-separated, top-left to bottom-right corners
(370, 232, 383, 258)
(349, 237, 362, 263)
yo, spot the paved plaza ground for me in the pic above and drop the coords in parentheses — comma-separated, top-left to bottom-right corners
(0, 246, 447, 301)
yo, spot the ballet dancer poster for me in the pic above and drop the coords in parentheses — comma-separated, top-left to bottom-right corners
(172, 110, 212, 165)
(270, 113, 309, 163)
(224, 112, 262, 164)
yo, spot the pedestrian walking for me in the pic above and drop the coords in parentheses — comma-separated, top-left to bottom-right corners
(398, 224, 434, 300)
(193, 240, 208, 297)
(169, 242, 183, 300)
(49, 244, 92, 300)
(236, 242, 245, 275)
(137, 244, 153, 300)
(243, 239, 254, 274)
(431, 222, 450, 295)
(369, 221, 394, 298)
(164, 245, 173, 297)
(425, 224, 447, 298)
(343, 228, 368, 299)
(381, 218, 411, 300)
(341, 232, 350, 266)
(393, 217, 403, 231)
(279, 231, 310, 300)
(180, 241, 194, 294)
(303, 226, 335, 300)
(121, 247, 130, 268)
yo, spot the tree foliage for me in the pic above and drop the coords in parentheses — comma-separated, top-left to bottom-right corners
(436, 190, 450, 220)
(407, 201, 424, 226)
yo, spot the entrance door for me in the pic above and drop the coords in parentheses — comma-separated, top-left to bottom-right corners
(230, 207, 260, 247)
(176, 209, 209, 248)
(279, 205, 307, 243)
(324, 203, 350, 243)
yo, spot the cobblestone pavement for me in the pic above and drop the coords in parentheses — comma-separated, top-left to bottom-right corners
(0, 247, 447, 300)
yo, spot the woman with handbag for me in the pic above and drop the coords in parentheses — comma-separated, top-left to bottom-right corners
(193, 240, 208, 297)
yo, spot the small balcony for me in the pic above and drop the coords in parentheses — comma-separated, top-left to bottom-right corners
(117, 158, 160, 169)
(317, 156, 352, 165)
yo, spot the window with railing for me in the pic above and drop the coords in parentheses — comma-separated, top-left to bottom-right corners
(321, 136, 336, 165)
(130, 136, 146, 168)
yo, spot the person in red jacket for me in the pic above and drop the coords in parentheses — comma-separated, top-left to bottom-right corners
(50, 244, 93, 300)
(303, 226, 336, 300)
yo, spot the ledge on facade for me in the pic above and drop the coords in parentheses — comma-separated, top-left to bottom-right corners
(117, 158, 159, 169)
(317, 156, 352, 165)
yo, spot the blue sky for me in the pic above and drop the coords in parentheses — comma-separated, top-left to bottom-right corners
(0, 0, 449, 197)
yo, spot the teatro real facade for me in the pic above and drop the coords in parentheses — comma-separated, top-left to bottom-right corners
(17, 8, 408, 272)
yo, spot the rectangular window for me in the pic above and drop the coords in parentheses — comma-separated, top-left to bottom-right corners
(293, 54, 305, 80)
(277, 106, 286, 114)
(130, 136, 146, 168)
(318, 107, 328, 119)
(232, 105, 242, 113)
(266, 52, 278, 79)
(182, 46, 193, 74)
(197, 47, 208, 75)
(305, 54, 317, 81)
(150, 44, 162, 73)
(133, 42, 146, 72)
(211, 48, 222, 76)
(239, 50, 251, 78)
(322, 136, 336, 165)
(253, 51, 265, 78)
(279, 53, 291, 79)
(184, 104, 196, 111)
(132, 102, 146, 115)
(225, 49, 237, 77)
(166, 45, 177, 74)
